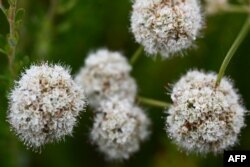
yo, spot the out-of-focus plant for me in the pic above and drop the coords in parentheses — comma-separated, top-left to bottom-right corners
(33, 0, 77, 60)
(0, 0, 24, 80)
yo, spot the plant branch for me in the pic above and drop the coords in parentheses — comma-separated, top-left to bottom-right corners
(130, 46, 143, 65)
(137, 96, 171, 109)
(215, 18, 250, 86)
(7, 0, 17, 77)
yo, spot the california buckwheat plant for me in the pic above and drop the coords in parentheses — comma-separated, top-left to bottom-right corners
(75, 49, 137, 108)
(0, 0, 249, 165)
(90, 98, 150, 160)
(166, 70, 247, 154)
(131, 0, 203, 57)
(8, 64, 86, 148)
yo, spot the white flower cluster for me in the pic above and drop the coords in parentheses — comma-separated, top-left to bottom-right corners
(131, 0, 203, 58)
(75, 49, 137, 108)
(75, 49, 150, 160)
(90, 98, 150, 160)
(166, 70, 246, 154)
(8, 64, 86, 148)
(205, 0, 228, 14)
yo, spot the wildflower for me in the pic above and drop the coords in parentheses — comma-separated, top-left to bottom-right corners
(166, 70, 246, 154)
(131, 0, 203, 58)
(90, 98, 150, 160)
(75, 49, 137, 108)
(8, 63, 86, 149)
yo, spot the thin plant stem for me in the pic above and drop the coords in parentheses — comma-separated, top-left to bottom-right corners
(7, 0, 17, 77)
(1, 0, 19, 78)
(137, 96, 171, 109)
(222, 4, 250, 13)
(130, 46, 143, 65)
(215, 18, 250, 87)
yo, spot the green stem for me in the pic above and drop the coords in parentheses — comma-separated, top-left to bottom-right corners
(137, 96, 171, 109)
(222, 4, 250, 13)
(130, 46, 143, 65)
(215, 18, 250, 86)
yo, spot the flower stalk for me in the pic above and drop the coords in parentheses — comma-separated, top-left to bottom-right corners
(222, 4, 250, 13)
(130, 46, 143, 65)
(215, 18, 250, 87)
(137, 96, 171, 109)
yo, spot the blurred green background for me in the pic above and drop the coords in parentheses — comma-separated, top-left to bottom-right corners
(0, 0, 250, 167)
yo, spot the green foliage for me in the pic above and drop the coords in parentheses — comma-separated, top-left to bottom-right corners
(15, 8, 25, 26)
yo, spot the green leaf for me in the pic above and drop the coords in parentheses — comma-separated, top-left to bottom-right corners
(0, 5, 7, 17)
(0, 48, 7, 55)
(57, 0, 77, 14)
(15, 8, 25, 26)
(7, 0, 16, 5)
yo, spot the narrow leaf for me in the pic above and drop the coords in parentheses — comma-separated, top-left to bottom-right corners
(15, 8, 25, 25)
(0, 48, 6, 55)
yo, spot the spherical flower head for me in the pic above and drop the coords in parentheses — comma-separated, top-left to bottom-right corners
(131, 0, 203, 58)
(166, 70, 247, 154)
(75, 49, 137, 108)
(8, 63, 86, 149)
(90, 98, 151, 160)
(205, 0, 227, 15)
